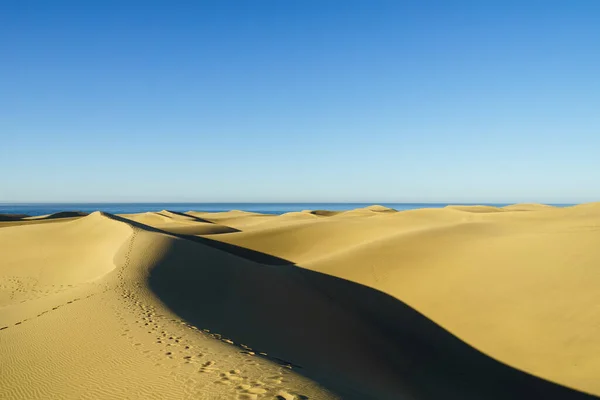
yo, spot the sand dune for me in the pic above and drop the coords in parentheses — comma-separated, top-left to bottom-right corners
(357, 204, 397, 213)
(118, 211, 239, 235)
(24, 211, 89, 220)
(304, 210, 342, 216)
(503, 203, 557, 211)
(0, 213, 30, 221)
(1, 204, 600, 399)
(0, 211, 88, 228)
(186, 210, 278, 230)
(445, 204, 506, 213)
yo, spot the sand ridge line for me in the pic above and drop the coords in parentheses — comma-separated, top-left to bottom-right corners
(110, 225, 309, 399)
(1, 212, 329, 399)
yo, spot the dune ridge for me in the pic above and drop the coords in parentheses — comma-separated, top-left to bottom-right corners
(0, 213, 31, 221)
(1, 203, 600, 399)
(24, 211, 89, 220)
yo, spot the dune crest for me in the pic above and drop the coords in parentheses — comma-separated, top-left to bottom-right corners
(24, 211, 89, 220)
(364, 204, 397, 212)
(503, 203, 556, 211)
(0, 212, 131, 294)
(0, 213, 30, 221)
(446, 205, 506, 213)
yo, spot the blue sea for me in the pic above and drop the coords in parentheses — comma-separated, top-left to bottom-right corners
(0, 202, 573, 217)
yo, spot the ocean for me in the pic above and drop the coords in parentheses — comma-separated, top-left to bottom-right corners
(0, 202, 572, 217)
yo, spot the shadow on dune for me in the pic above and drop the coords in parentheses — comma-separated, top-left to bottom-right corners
(144, 236, 598, 400)
(0, 211, 88, 226)
(102, 213, 596, 400)
(0, 213, 30, 221)
(179, 235, 290, 265)
(159, 210, 217, 224)
(30, 211, 89, 220)
(310, 210, 341, 216)
(104, 212, 240, 235)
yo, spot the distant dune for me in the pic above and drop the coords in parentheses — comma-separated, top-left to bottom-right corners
(1, 203, 600, 399)
(363, 204, 398, 212)
(23, 211, 89, 220)
(445, 205, 506, 213)
(503, 203, 557, 211)
(0, 211, 88, 227)
(305, 209, 342, 216)
(0, 213, 30, 221)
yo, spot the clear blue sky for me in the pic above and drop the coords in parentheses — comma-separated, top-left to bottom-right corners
(1, 1, 599, 203)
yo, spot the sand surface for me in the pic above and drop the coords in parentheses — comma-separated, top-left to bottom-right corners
(1, 204, 600, 399)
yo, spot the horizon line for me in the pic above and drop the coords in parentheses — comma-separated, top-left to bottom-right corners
(0, 201, 582, 205)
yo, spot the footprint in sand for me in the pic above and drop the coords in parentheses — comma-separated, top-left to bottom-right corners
(244, 387, 267, 395)
(234, 384, 270, 400)
(217, 372, 240, 385)
(199, 360, 217, 373)
(213, 371, 274, 399)
(275, 391, 309, 400)
(264, 375, 284, 385)
(236, 395, 258, 400)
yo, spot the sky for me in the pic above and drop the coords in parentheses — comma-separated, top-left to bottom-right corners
(1, 0, 599, 203)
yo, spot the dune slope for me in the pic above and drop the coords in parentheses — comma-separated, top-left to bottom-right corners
(0, 212, 333, 400)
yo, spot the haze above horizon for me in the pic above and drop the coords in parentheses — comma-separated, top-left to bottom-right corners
(2, 1, 599, 204)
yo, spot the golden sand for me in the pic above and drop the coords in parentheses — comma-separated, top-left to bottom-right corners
(1, 204, 600, 399)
